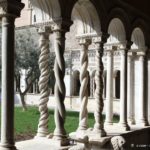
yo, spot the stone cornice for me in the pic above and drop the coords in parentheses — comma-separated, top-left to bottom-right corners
(0, 0, 24, 18)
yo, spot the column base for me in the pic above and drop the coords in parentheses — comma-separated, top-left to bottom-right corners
(136, 119, 149, 126)
(36, 128, 49, 138)
(0, 144, 16, 150)
(118, 122, 130, 131)
(104, 121, 113, 126)
(92, 128, 107, 138)
(53, 134, 69, 146)
(51, 138, 70, 147)
(128, 118, 135, 125)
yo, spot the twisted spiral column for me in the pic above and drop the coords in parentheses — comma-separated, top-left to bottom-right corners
(92, 36, 107, 137)
(36, 27, 51, 137)
(78, 38, 91, 131)
(53, 29, 67, 141)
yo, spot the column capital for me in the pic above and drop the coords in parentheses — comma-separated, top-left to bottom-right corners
(106, 50, 113, 57)
(117, 41, 133, 50)
(139, 54, 145, 61)
(128, 52, 136, 62)
(120, 50, 127, 56)
(37, 26, 51, 35)
(92, 33, 109, 44)
(0, 0, 24, 18)
(51, 19, 72, 33)
(78, 38, 91, 46)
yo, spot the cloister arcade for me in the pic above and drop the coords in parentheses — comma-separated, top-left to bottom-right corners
(0, 0, 150, 149)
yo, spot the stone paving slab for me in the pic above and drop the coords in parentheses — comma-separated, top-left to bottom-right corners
(16, 125, 150, 150)
(16, 138, 70, 150)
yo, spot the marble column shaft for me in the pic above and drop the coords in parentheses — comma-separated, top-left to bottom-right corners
(138, 54, 148, 126)
(53, 27, 67, 142)
(127, 54, 135, 124)
(92, 36, 107, 137)
(119, 49, 130, 130)
(78, 38, 91, 131)
(36, 27, 51, 137)
(0, 1, 24, 149)
(105, 50, 113, 125)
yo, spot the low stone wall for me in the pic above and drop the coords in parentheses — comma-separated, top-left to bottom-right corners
(104, 127, 150, 149)
(15, 93, 120, 115)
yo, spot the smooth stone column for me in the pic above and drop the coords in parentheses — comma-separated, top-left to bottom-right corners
(92, 36, 108, 137)
(78, 38, 91, 131)
(137, 54, 148, 126)
(105, 50, 113, 125)
(0, 1, 24, 149)
(127, 54, 135, 125)
(119, 50, 130, 130)
(36, 27, 51, 137)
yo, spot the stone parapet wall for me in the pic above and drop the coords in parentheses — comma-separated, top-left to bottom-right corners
(15, 93, 120, 115)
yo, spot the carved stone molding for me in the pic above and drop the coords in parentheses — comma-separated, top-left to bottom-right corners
(111, 136, 126, 150)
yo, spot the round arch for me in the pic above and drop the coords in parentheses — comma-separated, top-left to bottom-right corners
(131, 18, 150, 49)
(30, 0, 61, 24)
(131, 27, 146, 50)
(106, 8, 130, 41)
(107, 18, 126, 44)
(71, 0, 101, 36)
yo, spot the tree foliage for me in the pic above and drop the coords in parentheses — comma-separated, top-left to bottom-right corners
(15, 27, 40, 110)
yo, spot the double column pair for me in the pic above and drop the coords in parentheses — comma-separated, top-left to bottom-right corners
(127, 52, 148, 126)
(77, 35, 108, 137)
(36, 24, 68, 145)
(105, 44, 130, 130)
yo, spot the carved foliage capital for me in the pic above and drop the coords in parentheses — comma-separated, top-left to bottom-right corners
(0, 0, 24, 18)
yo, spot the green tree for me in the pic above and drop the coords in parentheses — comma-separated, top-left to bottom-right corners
(15, 27, 40, 111)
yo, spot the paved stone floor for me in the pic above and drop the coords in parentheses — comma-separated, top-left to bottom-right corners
(16, 125, 150, 150)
